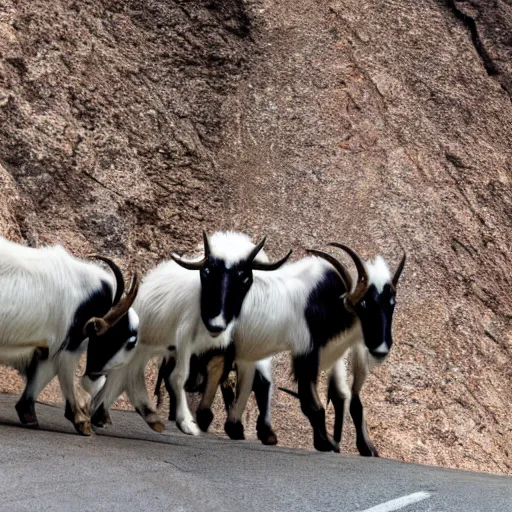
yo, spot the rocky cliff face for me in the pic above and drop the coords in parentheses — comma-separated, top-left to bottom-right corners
(1, 0, 511, 474)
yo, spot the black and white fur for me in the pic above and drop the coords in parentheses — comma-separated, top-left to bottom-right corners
(0, 237, 139, 435)
(89, 232, 288, 435)
(195, 252, 404, 452)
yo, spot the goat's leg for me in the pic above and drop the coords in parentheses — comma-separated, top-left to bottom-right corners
(294, 353, 339, 453)
(196, 354, 225, 432)
(154, 358, 166, 408)
(171, 346, 200, 436)
(155, 357, 176, 412)
(224, 360, 255, 440)
(253, 358, 277, 446)
(328, 356, 351, 446)
(350, 344, 378, 457)
(224, 361, 256, 439)
(221, 380, 235, 413)
(15, 348, 54, 427)
(158, 357, 177, 421)
(89, 367, 126, 428)
(125, 356, 165, 433)
(58, 350, 92, 436)
(219, 344, 236, 413)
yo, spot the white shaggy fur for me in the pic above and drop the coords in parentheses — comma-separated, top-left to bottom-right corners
(208, 231, 266, 267)
(366, 256, 391, 293)
(0, 238, 110, 362)
(0, 236, 134, 430)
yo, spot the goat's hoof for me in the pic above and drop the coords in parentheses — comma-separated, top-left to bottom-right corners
(74, 420, 93, 436)
(314, 435, 340, 453)
(148, 420, 166, 433)
(196, 408, 214, 432)
(358, 443, 379, 457)
(15, 400, 38, 427)
(91, 405, 109, 428)
(225, 420, 245, 440)
(177, 418, 200, 436)
(143, 410, 165, 433)
(257, 423, 278, 446)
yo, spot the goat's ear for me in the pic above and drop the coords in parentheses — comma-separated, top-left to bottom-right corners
(84, 318, 109, 337)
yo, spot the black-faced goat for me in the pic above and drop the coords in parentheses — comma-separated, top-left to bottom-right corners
(89, 231, 290, 435)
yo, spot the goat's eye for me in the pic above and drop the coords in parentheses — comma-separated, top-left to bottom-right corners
(126, 336, 137, 350)
(202, 268, 210, 278)
(360, 300, 366, 308)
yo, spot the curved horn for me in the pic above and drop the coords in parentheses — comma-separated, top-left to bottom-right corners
(392, 252, 406, 289)
(252, 249, 292, 271)
(203, 230, 211, 259)
(88, 254, 125, 305)
(307, 249, 352, 293)
(246, 237, 266, 263)
(84, 271, 140, 336)
(170, 231, 211, 271)
(329, 243, 369, 303)
(171, 253, 206, 270)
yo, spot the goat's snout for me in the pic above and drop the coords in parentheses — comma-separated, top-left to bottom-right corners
(369, 340, 390, 359)
(206, 314, 227, 337)
(206, 324, 225, 337)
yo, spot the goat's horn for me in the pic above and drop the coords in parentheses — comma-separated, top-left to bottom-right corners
(99, 271, 140, 333)
(392, 252, 406, 289)
(171, 253, 206, 270)
(252, 249, 292, 271)
(203, 231, 211, 259)
(329, 243, 369, 303)
(307, 249, 353, 293)
(171, 232, 211, 271)
(88, 254, 125, 305)
(246, 237, 266, 263)
(83, 271, 139, 337)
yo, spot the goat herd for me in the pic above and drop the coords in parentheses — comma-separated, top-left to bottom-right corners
(0, 231, 405, 455)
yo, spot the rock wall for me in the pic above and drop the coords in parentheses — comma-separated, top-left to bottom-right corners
(0, 0, 511, 474)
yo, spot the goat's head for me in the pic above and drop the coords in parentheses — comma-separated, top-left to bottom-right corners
(172, 231, 292, 337)
(312, 244, 406, 360)
(82, 256, 140, 397)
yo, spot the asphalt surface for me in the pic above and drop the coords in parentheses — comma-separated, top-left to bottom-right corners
(0, 394, 510, 512)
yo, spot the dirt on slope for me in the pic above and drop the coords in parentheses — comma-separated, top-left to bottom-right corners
(0, 0, 511, 475)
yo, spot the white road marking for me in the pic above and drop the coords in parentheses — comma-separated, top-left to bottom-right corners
(360, 491, 431, 512)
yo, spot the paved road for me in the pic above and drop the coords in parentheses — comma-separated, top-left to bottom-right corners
(0, 394, 510, 512)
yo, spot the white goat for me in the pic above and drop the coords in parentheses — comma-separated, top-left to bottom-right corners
(0, 237, 139, 434)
